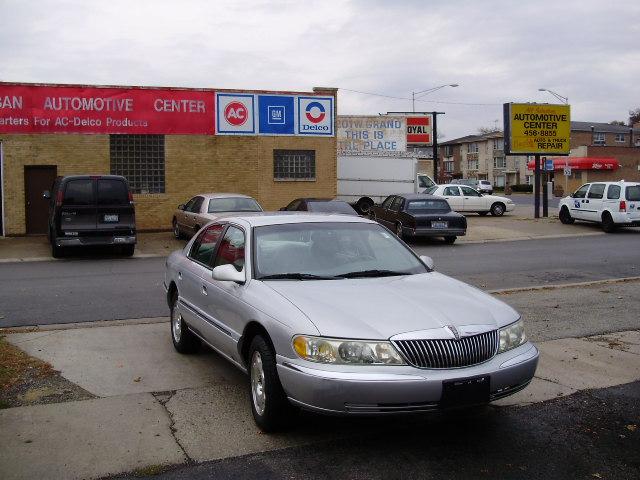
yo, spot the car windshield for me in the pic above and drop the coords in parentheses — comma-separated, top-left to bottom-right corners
(307, 201, 357, 215)
(208, 197, 262, 213)
(626, 185, 640, 201)
(254, 222, 428, 279)
(423, 186, 438, 194)
(406, 199, 450, 213)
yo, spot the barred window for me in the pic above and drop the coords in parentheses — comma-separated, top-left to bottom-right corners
(273, 150, 315, 181)
(110, 135, 165, 193)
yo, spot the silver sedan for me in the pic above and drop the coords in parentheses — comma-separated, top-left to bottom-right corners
(164, 213, 538, 431)
(172, 193, 262, 239)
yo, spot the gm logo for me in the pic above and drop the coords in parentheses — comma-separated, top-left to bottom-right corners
(268, 105, 285, 125)
(305, 101, 326, 124)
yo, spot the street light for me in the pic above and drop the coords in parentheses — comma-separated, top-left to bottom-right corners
(412, 84, 458, 112)
(538, 88, 568, 104)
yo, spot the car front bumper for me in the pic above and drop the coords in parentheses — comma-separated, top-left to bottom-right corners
(56, 235, 137, 247)
(505, 203, 516, 212)
(277, 342, 538, 414)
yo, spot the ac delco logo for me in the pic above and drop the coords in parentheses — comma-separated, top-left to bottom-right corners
(224, 101, 248, 126)
(305, 101, 326, 124)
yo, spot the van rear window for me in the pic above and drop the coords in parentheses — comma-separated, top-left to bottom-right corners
(63, 179, 93, 205)
(626, 186, 640, 201)
(98, 179, 129, 205)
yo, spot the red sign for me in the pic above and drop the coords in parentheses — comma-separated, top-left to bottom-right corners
(526, 157, 620, 171)
(406, 115, 432, 145)
(224, 101, 248, 126)
(0, 84, 215, 134)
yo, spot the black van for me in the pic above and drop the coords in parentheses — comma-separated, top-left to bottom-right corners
(44, 175, 136, 258)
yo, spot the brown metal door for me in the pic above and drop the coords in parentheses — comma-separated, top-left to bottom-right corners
(24, 166, 57, 234)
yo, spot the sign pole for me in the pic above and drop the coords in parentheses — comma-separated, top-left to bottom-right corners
(534, 154, 541, 219)
(432, 112, 439, 183)
(542, 171, 549, 217)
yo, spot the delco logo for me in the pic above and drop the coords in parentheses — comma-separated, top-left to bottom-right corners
(305, 101, 326, 124)
(224, 101, 248, 126)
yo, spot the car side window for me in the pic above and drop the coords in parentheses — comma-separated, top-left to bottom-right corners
(587, 184, 605, 199)
(286, 199, 302, 211)
(443, 186, 460, 196)
(183, 197, 197, 211)
(461, 186, 481, 197)
(189, 197, 204, 213)
(212, 226, 245, 272)
(573, 184, 590, 198)
(390, 197, 404, 212)
(381, 196, 395, 209)
(188, 224, 225, 266)
(606, 185, 621, 200)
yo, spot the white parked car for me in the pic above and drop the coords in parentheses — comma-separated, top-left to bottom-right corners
(558, 181, 640, 232)
(477, 180, 493, 194)
(424, 185, 515, 216)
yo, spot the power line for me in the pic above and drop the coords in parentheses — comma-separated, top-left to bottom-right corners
(339, 87, 501, 107)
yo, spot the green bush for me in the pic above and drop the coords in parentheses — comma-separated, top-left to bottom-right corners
(510, 184, 533, 192)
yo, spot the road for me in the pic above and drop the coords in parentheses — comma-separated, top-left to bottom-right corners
(508, 193, 560, 208)
(1, 234, 639, 328)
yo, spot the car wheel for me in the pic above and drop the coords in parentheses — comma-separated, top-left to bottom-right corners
(444, 236, 456, 244)
(122, 245, 135, 257)
(170, 292, 200, 354)
(395, 222, 403, 239)
(355, 198, 374, 215)
(490, 202, 505, 216)
(559, 206, 574, 224)
(601, 212, 616, 233)
(248, 335, 292, 432)
(478, 211, 489, 217)
(172, 218, 184, 239)
(369, 212, 377, 222)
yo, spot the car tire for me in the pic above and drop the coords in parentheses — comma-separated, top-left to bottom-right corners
(601, 212, 616, 233)
(369, 211, 376, 222)
(122, 245, 135, 257)
(355, 198, 374, 215)
(444, 236, 456, 244)
(559, 206, 575, 224)
(170, 292, 200, 354)
(248, 335, 292, 432)
(51, 240, 65, 259)
(172, 218, 184, 239)
(490, 202, 506, 216)
(478, 211, 489, 217)
(395, 222, 403, 239)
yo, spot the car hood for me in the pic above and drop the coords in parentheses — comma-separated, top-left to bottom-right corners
(484, 194, 512, 203)
(264, 272, 519, 339)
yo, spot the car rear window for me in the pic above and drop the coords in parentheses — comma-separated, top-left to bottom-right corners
(307, 201, 357, 215)
(626, 185, 640, 201)
(208, 198, 262, 213)
(97, 179, 129, 205)
(406, 200, 451, 212)
(63, 179, 93, 205)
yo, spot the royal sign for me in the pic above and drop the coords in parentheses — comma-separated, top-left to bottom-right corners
(0, 84, 215, 134)
(504, 103, 571, 155)
(297, 96, 334, 136)
(406, 115, 433, 145)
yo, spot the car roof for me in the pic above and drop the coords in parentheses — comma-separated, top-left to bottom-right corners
(58, 175, 127, 182)
(394, 193, 448, 200)
(195, 193, 257, 200)
(214, 212, 374, 227)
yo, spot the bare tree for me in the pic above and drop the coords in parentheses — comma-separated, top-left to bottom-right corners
(629, 108, 640, 126)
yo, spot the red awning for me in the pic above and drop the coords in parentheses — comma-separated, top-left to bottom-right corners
(526, 157, 620, 171)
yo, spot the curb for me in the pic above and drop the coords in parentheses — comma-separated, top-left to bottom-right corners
(489, 276, 640, 295)
(0, 316, 169, 334)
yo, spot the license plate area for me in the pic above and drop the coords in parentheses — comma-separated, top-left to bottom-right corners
(431, 221, 448, 229)
(103, 214, 119, 223)
(441, 376, 490, 407)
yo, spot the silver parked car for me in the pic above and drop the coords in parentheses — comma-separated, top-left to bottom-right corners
(172, 193, 262, 238)
(164, 213, 538, 431)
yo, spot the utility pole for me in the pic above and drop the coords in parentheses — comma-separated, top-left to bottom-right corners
(432, 112, 445, 183)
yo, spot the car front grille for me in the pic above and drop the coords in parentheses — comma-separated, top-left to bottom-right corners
(392, 330, 499, 369)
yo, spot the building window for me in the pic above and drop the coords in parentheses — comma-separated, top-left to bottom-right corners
(444, 145, 453, 157)
(494, 157, 506, 169)
(110, 135, 165, 194)
(593, 132, 605, 145)
(495, 175, 505, 187)
(274, 150, 316, 180)
(467, 143, 478, 153)
(493, 138, 503, 150)
(468, 159, 479, 170)
(615, 133, 625, 143)
(525, 175, 533, 185)
(444, 161, 454, 173)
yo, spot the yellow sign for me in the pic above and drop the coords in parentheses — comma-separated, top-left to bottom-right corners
(505, 103, 570, 155)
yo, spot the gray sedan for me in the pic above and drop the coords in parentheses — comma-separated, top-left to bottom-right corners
(164, 213, 538, 431)
(172, 193, 262, 238)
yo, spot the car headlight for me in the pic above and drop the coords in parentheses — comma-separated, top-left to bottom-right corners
(498, 319, 527, 353)
(293, 335, 406, 365)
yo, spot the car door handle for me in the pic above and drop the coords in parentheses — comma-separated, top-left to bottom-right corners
(201, 285, 208, 296)
(178, 272, 182, 280)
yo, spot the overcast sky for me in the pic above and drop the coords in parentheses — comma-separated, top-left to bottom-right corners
(1, 0, 638, 139)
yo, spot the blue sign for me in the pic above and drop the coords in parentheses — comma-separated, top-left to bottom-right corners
(258, 95, 294, 134)
(545, 158, 554, 171)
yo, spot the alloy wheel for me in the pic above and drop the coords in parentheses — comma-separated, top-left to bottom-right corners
(251, 351, 266, 416)
(171, 305, 182, 343)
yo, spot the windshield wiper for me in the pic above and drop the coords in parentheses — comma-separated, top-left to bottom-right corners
(336, 269, 410, 278)
(259, 273, 341, 280)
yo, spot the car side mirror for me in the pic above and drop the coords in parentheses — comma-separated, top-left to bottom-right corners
(43, 190, 51, 199)
(419, 255, 435, 270)
(178, 204, 185, 210)
(212, 264, 245, 284)
(569, 193, 574, 198)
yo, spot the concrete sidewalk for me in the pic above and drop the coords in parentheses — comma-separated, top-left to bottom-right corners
(2, 280, 640, 479)
(0, 206, 606, 262)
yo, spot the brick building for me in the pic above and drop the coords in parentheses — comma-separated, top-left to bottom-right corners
(0, 82, 338, 236)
